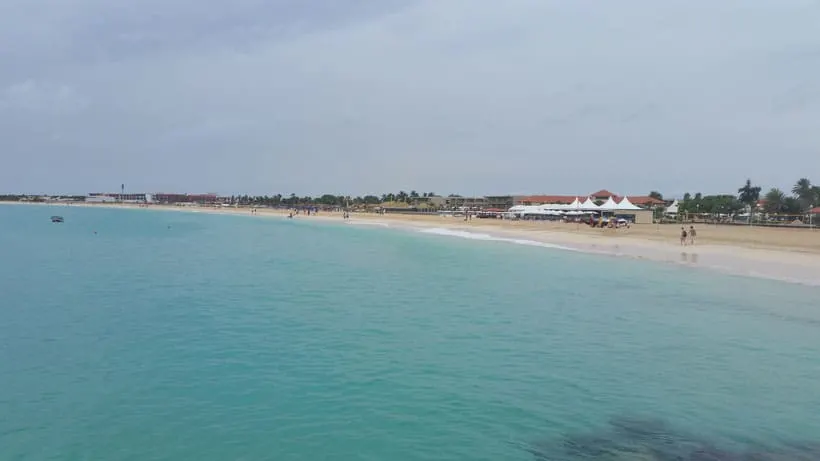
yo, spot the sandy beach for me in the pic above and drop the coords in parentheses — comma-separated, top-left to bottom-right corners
(10, 202, 820, 286)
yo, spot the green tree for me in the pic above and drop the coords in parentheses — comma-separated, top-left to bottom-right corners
(763, 188, 786, 214)
(737, 179, 762, 218)
(648, 191, 663, 201)
(783, 197, 803, 215)
(679, 193, 692, 213)
(317, 194, 338, 205)
(792, 178, 814, 211)
(698, 195, 744, 215)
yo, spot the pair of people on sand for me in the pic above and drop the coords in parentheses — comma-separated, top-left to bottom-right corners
(680, 225, 697, 246)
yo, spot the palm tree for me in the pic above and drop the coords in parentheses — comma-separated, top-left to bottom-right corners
(792, 178, 814, 210)
(763, 188, 786, 214)
(783, 197, 803, 215)
(737, 179, 762, 218)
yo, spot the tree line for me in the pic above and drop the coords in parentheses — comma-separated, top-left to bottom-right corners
(669, 178, 820, 216)
(226, 191, 442, 207)
(0, 191, 443, 207)
(3, 180, 819, 215)
(0, 195, 87, 202)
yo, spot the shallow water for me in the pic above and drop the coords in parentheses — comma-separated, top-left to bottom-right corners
(2, 205, 819, 460)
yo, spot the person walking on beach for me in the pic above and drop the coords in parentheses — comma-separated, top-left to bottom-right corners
(680, 227, 688, 246)
(689, 225, 697, 245)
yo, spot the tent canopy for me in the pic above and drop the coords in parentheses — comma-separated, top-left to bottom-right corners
(666, 199, 679, 214)
(580, 197, 599, 210)
(598, 196, 619, 211)
(615, 196, 642, 210)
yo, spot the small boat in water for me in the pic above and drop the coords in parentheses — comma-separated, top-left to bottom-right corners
(51, 216, 64, 223)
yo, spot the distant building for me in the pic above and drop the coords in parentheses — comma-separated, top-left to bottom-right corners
(410, 195, 447, 209)
(484, 195, 524, 210)
(86, 192, 147, 203)
(510, 189, 663, 224)
(518, 195, 578, 206)
(517, 190, 665, 208)
(444, 196, 487, 210)
(589, 189, 617, 202)
(85, 192, 220, 204)
(152, 193, 218, 204)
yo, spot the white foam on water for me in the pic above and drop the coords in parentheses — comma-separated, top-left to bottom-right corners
(347, 221, 390, 228)
(418, 227, 578, 252)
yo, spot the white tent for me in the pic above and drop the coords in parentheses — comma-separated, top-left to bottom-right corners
(598, 196, 619, 211)
(511, 205, 560, 216)
(665, 199, 679, 215)
(567, 197, 581, 210)
(580, 197, 599, 210)
(538, 202, 572, 211)
(520, 205, 542, 214)
(614, 196, 642, 211)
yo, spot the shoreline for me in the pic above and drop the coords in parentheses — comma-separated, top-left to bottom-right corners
(6, 201, 820, 286)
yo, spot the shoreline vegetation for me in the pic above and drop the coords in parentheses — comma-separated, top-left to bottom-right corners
(2, 178, 820, 232)
(5, 200, 820, 287)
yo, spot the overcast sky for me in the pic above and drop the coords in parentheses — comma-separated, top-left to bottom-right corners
(1, 0, 818, 197)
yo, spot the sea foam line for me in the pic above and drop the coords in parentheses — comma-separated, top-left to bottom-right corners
(418, 227, 578, 251)
(347, 221, 390, 227)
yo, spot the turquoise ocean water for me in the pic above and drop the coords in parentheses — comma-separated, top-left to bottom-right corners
(2, 204, 820, 460)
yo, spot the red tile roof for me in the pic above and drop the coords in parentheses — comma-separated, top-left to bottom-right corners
(520, 195, 578, 204)
(590, 189, 616, 198)
(520, 192, 663, 207)
(624, 196, 665, 206)
(811, 207, 820, 214)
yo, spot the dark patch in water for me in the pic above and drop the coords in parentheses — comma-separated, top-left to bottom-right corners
(520, 417, 820, 461)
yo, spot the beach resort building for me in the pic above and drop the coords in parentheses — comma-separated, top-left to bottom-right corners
(444, 196, 488, 210)
(514, 190, 663, 224)
(84, 192, 222, 205)
(152, 193, 219, 204)
(409, 195, 448, 209)
(484, 195, 524, 210)
(86, 192, 149, 203)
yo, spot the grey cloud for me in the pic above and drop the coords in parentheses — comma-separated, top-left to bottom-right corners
(1, 0, 819, 196)
(1, 80, 88, 114)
